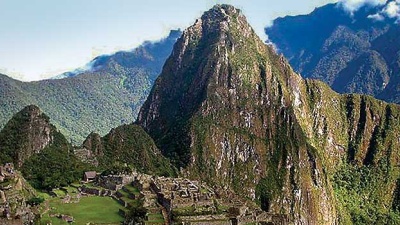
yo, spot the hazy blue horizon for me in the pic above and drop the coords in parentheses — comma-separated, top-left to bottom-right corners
(0, 0, 338, 81)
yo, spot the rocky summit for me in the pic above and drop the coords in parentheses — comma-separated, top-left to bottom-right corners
(0, 105, 68, 168)
(138, 4, 400, 224)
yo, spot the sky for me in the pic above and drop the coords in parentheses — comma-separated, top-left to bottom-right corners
(0, 0, 338, 81)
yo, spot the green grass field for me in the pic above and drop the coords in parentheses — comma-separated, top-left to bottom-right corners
(52, 189, 67, 198)
(40, 196, 124, 225)
(146, 213, 164, 223)
(36, 191, 51, 200)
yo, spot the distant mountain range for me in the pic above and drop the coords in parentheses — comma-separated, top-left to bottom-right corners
(266, 2, 400, 103)
(0, 30, 181, 144)
(2, 3, 400, 224)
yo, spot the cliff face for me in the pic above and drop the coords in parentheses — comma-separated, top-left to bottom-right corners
(294, 80, 400, 224)
(0, 105, 67, 168)
(82, 132, 104, 157)
(137, 4, 400, 224)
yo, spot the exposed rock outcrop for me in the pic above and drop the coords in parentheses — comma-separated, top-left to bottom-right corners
(0, 105, 66, 167)
(0, 163, 37, 225)
(137, 4, 400, 224)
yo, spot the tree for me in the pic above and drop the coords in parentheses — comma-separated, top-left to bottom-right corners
(124, 202, 148, 225)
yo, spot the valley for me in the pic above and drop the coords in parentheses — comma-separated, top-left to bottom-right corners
(0, 30, 180, 145)
(266, 2, 400, 103)
(1, 2, 400, 225)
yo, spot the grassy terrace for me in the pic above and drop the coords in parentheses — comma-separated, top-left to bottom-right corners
(52, 189, 67, 198)
(145, 213, 165, 224)
(62, 186, 79, 194)
(123, 184, 140, 194)
(117, 183, 142, 206)
(117, 188, 138, 207)
(117, 188, 130, 197)
(38, 182, 164, 224)
(81, 182, 105, 190)
(40, 196, 124, 225)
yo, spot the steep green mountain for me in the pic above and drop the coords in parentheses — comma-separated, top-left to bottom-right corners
(82, 124, 176, 177)
(0, 105, 68, 167)
(21, 145, 89, 190)
(137, 4, 400, 224)
(265, 2, 400, 103)
(0, 30, 180, 144)
(0, 105, 89, 190)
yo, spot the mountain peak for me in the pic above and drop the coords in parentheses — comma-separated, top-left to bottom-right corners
(19, 105, 43, 119)
(0, 105, 69, 167)
(204, 4, 242, 19)
(168, 3, 265, 76)
(178, 4, 251, 43)
(135, 5, 400, 224)
(137, 4, 295, 169)
(199, 4, 250, 35)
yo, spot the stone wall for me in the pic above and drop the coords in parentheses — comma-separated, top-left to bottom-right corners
(80, 186, 101, 196)
(97, 175, 136, 191)
(177, 215, 231, 225)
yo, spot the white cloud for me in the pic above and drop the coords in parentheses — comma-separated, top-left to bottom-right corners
(383, 0, 400, 18)
(366, 0, 400, 22)
(367, 12, 385, 20)
(340, 0, 386, 13)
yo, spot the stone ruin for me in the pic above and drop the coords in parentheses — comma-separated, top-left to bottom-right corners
(96, 174, 136, 191)
(0, 163, 36, 224)
(151, 177, 216, 210)
(76, 170, 288, 225)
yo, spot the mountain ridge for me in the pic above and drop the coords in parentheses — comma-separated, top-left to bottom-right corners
(266, 2, 400, 103)
(0, 30, 180, 144)
(81, 124, 177, 177)
(54, 29, 181, 80)
(137, 4, 400, 224)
